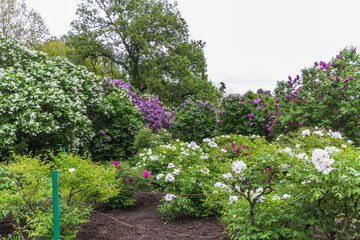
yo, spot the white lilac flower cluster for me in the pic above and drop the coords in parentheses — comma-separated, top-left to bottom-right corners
(311, 148, 335, 174)
(0, 33, 134, 152)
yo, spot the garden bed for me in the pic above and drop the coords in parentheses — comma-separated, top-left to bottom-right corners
(0, 191, 229, 240)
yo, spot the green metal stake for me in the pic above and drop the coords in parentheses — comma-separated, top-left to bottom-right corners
(52, 170, 60, 240)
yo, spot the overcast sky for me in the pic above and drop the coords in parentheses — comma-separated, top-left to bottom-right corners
(25, 0, 360, 94)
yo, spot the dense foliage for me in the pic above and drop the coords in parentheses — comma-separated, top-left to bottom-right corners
(0, 33, 143, 161)
(170, 98, 217, 143)
(0, 152, 117, 239)
(274, 47, 360, 145)
(131, 128, 359, 239)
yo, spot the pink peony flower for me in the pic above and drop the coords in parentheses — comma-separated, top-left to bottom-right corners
(265, 168, 270, 172)
(144, 170, 150, 178)
(129, 178, 134, 183)
(112, 161, 119, 166)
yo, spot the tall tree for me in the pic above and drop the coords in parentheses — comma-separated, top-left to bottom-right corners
(0, 0, 49, 48)
(69, 0, 221, 106)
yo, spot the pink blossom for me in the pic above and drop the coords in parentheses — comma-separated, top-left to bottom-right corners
(144, 170, 150, 178)
(112, 161, 119, 166)
(129, 178, 134, 183)
(265, 168, 270, 172)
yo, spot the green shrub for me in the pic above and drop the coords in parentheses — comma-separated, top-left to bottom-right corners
(133, 127, 172, 152)
(104, 161, 153, 209)
(0, 152, 118, 239)
(0, 33, 107, 160)
(170, 99, 217, 143)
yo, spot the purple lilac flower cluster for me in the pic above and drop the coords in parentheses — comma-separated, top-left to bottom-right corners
(107, 77, 174, 130)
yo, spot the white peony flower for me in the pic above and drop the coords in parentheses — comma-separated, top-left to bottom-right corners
(332, 132, 342, 139)
(302, 129, 311, 136)
(172, 168, 181, 175)
(272, 195, 281, 201)
(165, 194, 176, 202)
(312, 148, 335, 174)
(168, 162, 175, 168)
(325, 146, 340, 155)
(295, 152, 308, 160)
(284, 147, 292, 156)
(156, 173, 164, 180)
(208, 142, 218, 148)
(188, 141, 200, 150)
(165, 173, 175, 182)
(313, 130, 324, 136)
(282, 194, 291, 199)
(312, 149, 330, 165)
(222, 173, 233, 179)
(229, 195, 238, 204)
(200, 168, 210, 174)
(203, 138, 211, 143)
(68, 168, 76, 173)
(231, 160, 247, 175)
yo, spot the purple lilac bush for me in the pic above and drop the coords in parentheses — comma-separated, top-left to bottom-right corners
(107, 77, 174, 131)
(273, 47, 360, 144)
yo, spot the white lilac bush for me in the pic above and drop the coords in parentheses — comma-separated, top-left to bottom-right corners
(0, 33, 126, 159)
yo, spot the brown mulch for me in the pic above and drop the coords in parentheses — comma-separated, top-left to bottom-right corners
(0, 192, 230, 240)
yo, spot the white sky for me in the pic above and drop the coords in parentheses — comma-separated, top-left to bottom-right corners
(25, 0, 360, 94)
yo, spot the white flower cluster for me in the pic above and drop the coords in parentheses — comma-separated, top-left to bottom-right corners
(228, 195, 238, 204)
(312, 149, 335, 174)
(231, 160, 247, 175)
(165, 194, 176, 202)
(283, 147, 293, 156)
(203, 137, 218, 148)
(165, 173, 175, 182)
(247, 187, 264, 202)
(0, 33, 134, 153)
(214, 182, 232, 192)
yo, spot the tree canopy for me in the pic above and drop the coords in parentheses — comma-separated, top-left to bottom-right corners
(69, 0, 221, 106)
(0, 0, 49, 48)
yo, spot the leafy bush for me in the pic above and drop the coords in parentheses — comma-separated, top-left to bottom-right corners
(109, 77, 174, 130)
(217, 90, 275, 139)
(0, 152, 118, 239)
(205, 128, 359, 239)
(104, 161, 153, 209)
(274, 47, 360, 145)
(0, 33, 113, 160)
(133, 127, 172, 153)
(90, 88, 145, 161)
(170, 98, 218, 143)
